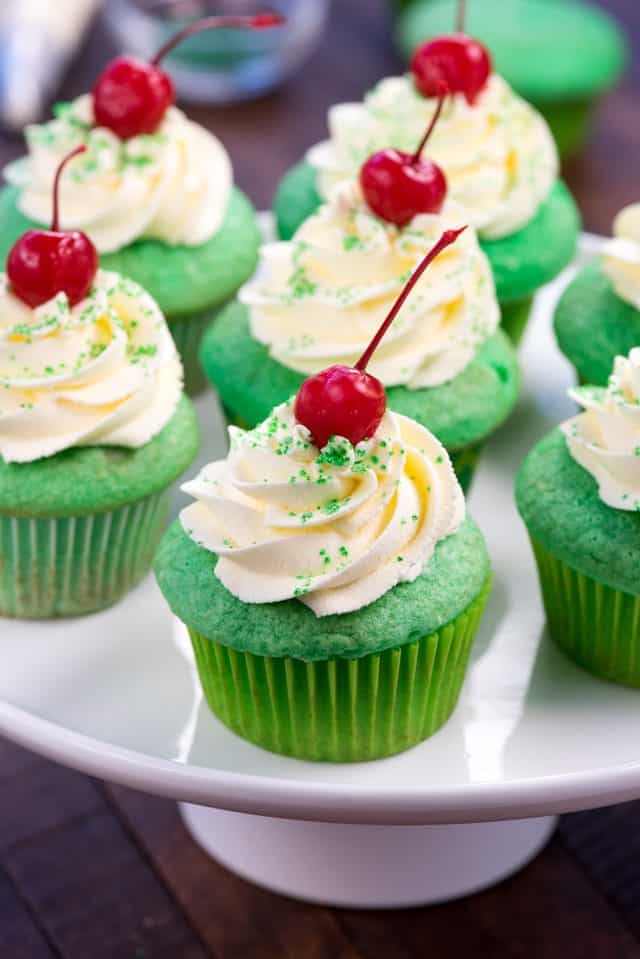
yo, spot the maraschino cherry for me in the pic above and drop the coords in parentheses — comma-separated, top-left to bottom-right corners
(411, 0, 491, 106)
(7, 145, 98, 309)
(93, 14, 284, 140)
(360, 87, 447, 227)
(294, 227, 466, 450)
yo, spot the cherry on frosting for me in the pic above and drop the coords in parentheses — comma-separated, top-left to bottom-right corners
(7, 145, 98, 309)
(294, 227, 466, 450)
(93, 14, 284, 140)
(411, 0, 491, 106)
(360, 87, 447, 227)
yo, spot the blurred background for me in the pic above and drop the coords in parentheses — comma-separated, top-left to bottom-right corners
(0, 0, 637, 229)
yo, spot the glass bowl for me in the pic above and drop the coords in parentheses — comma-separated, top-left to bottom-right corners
(103, 0, 331, 104)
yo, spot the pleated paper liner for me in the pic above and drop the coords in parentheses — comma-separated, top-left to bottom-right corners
(0, 491, 169, 619)
(531, 538, 640, 688)
(188, 576, 491, 762)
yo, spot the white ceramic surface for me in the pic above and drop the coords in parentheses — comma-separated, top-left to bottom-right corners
(1, 233, 639, 828)
(181, 806, 558, 907)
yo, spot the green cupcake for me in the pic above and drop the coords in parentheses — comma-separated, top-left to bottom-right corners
(555, 204, 640, 386)
(0, 94, 260, 395)
(273, 40, 580, 344)
(396, 0, 627, 160)
(155, 397, 491, 761)
(0, 269, 199, 618)
(202, 183, 519, 492)
(516, 349, 640, 688)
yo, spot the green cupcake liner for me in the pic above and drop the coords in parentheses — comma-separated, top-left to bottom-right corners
(169, 303, 227, 397)
(501, 296, 534, 346)
(531, 538, 640, 688)
(187, 576, 490, 762)
(0, 491, 169, 619)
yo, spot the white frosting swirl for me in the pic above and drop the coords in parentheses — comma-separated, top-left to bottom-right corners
(4, 95, 232, 254)
(181, 400, 464, 617)
(603, 204, 640, 310)
(241, 182, 498, 388)
(308, 75, 558, 240)
(562, 349, 640, 511)
(0, 270, 182, 463)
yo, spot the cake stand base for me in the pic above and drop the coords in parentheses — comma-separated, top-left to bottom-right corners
(180, 805, 557, 908)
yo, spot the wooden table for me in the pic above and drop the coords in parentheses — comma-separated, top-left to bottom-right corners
(2, 2, 640, 955)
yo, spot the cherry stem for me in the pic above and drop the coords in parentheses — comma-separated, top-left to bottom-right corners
(411, 87, 447, 165)
(456, 0, 466, 32)
(355, 227, 467, 373)
(151, 13, 285, 67)
(51, 144, 86, 232)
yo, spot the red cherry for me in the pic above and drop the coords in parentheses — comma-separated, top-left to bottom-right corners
(93, 14, 284, 140)
(411, 35, 491, 106)
(294, 227, 466, 449)
(93, 57, 174, 140)
(7, 146, 98, 309)
(294, 366, 386, 452)
(360, 88, 447, 227)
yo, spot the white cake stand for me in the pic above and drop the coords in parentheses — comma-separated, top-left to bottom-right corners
(2, 234, 640, 909)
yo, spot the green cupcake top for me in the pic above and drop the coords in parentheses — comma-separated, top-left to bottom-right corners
(0, 185, 260, 318)
(4, 92, 248, 263)
(273, 164, 580, 303)
(244, 179, 500, 392)
(154, 514, 490, 660)
(482, 179, 580, 302)
(0, 395, 199, 518)
(201, 300, 520, 451)
(554, 260, 640, 387)
(179, 393, 472, 619)
(398, 0, 627, 102)
(516, 428, 640, 597)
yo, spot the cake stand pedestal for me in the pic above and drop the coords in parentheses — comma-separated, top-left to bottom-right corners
(1, 233, 639, 909)
(181, 805, 557, 907)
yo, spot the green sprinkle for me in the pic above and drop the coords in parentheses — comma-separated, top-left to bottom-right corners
(317, 437, 352, 468)
(124, 154, 154, 168)
(342, 235, 364, 251)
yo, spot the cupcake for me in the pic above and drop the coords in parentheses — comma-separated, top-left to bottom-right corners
(202, 176, 519, 493)
(0, 148, 199, 619)
(155, 232, 491, 760)
(516, 349, 640, 688)
(0, 17, 277, 395)
(555, 204, 640, 387)
(274, 16, 580, 344)
(396, 0, 627, 161)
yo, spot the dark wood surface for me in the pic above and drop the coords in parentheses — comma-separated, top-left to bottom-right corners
(2, 1, 640, 955)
